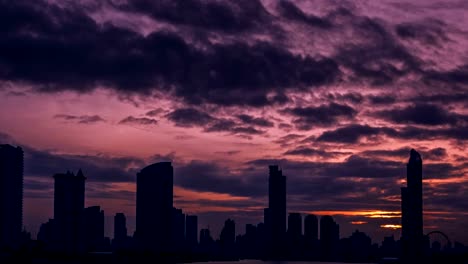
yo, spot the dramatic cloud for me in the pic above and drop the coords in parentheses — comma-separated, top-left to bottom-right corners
(376, 104, 466, 126)
(54, 114, 106, 124)
(122, 0, 271, 32)
(119, 116, 158, 125)
(317, 125, 393, 144)
(283, 103, 357, 130)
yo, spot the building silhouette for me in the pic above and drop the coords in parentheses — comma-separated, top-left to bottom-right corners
(304, 214, 318, 242)
(135, 162, 173, 252)
(114, 213, 127, 243)
(83, 206, 105, 252)
(172, 207, 185, 251)
(112, 212, 130, 251)
(0, 145, 24, 250)
(53, 169, 86, 253)
(185, 215, 198, 248)
(401, 149, 424, 260)
(320, 215, 340, 261)
(266, 165, 286, 257)
(288, 213, 302, 238)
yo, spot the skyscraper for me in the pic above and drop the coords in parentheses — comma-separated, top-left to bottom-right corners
(401, 149, 423, 259)
(220, 218, 236, 246)
(83, 206, 105, 252)
(0, 144, 23, 249)
(267, 165, 286, 256)
(320, 215, 339, 261)
(114, 213, 127, 242)
(287, 213, 302, 238)
(136, 162, 173, 252)
(304, 214, 318, 242)
(172, 207, 185, 251)
(185, 215, 198, 248)
(53, 169, 86, 253)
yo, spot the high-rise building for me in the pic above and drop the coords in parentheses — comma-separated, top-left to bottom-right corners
(114, 213, 127, 241)
(320, 215, 339, 261)
(401, 149, 424, 259)
(136, 162, 173, 252)
(267, 165, 286, 255)
(0, 144, 23, 250)
(53, 169, 86, 253)
(304, 214, 318, 241)
(172, 207, 185, 251)
(185, 215, 198, 247)
(83, 206, 105, 252)
(288, 213, 302, 238)
(220, 218, 236, 246)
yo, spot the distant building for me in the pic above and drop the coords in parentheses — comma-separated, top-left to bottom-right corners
(401, 149, 424, 259)
(114, 213, 127, 241)
(0, 144, 23, 250)
(83, 206, 105, 252)
(136, 162, 173, 252)
(220, 219, 236, 246)
(53, 169, 86, 253)
(185, 215, 198, 248)
(304, 214, 318, 241)
(288, 213, 302, 238)
(172, 207, 185, 251)
(267, 165, 286, 256)
(320, 215, 339, 261)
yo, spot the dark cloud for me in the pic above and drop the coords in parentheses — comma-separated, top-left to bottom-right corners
(334, 15, 421, 85)
(326, 92, 364, 104)
(368, 94, 396, 105)
(278, 0, 332, 28)
(119, 116, 158, 125)
(23, 147, 143, 182)
(395, 19, 447, 46)
(284, 146, 349, 158)
(236, 114, 274, 127)
(54, 114, 106, 124)
(317, 124, 468, 144)
(0, 0, 340, 108)
(145, 108, 165, 117)
(423, 64, 468, 87)
(174, 160, 265, 197)
(165, 108, 266, 137)
(360, 147, 448, 162)
(122, 0, 271, 32)
(376, 104, 466, 126)
(166, 108, 214, 127)
(317, 124, 392, 143)
(273, 134, 305, 147)
(283, 103, 357, 130)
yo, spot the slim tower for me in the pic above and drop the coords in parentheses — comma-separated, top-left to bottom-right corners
(136, 162, 173, 252)
(0, 145, 23, 249)
(401, 149, 423, 259)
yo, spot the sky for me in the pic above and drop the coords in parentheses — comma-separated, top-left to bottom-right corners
(0, 0, 467, 245)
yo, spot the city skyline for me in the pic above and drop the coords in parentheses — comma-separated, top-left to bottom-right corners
(0, 0, 467, 251)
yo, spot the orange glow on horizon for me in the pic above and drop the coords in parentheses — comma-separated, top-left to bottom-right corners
(380, 224, 402, 230)
(308, 210, 401, 219)
(351, 221, 368, 225)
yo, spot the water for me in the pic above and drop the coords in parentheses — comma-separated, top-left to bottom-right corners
(193, 261, 372, 264)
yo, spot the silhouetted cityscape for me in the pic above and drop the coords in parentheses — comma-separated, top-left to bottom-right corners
(0, 144, 467, 263)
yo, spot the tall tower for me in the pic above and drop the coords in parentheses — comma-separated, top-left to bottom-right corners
(267, 165, 286, 256)
(114, 213, 127, 242)
(83, 206, 105, 252)
(53, 169, 86, 253)
(0, 144, 23, 249)
(320, 215, 339, 261)
(185, 215, 198, 248)
(304, 214, 318, 242)
(401, 149, 423, 259)
(136, 162, 173, 252)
